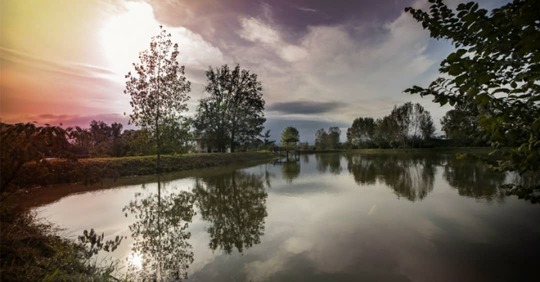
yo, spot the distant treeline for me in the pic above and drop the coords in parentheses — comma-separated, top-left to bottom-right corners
(343, 101, 486, 149)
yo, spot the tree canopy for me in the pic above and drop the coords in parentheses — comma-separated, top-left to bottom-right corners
(194, 64, 265, 152)
(124, 26, 191, 170)
(280, 126, 300, 149)
(405, 0, 539, 176)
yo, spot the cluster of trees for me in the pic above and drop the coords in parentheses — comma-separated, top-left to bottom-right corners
(125, 27, 267, 165)
(346, 102, 435, 149)
(405, 0, 539, 194)
(315, 127, 341, 150)
(440, 101, 487, 146)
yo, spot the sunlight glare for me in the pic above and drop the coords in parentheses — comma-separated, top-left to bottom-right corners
(99, 2, 160, 75)
(128, 251, 143, 270)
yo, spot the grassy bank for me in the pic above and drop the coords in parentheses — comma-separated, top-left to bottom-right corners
(2, 151, 276, 281)
(0, 203, 118, 281)
(12, 152, 276, 189)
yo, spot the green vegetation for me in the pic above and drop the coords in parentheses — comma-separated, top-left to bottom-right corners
(194, 64, 266, 152)
(124, 26, 191, 171)
(0, 204, 121, 281)
(280, 126, 299, 149)
(346, 102, 436, 149)
(405, 0, 539, 193)
(315, 127, 341, 150)
(10, 152, 276, 189)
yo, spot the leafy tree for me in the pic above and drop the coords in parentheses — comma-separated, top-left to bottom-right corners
(316, 127, 341, 150)
(124, 26, 191, 171)
(347, 117, 375, 148)
(0, 123, 71, 195)
(110, 122, 123, 157)
(280, 126, 299, 149)
(373, 116, 400, 148)
(89, 120, 113, 156)
(120, 129, 155, 156)
(159, 118, 192, 155)
(315, 128, 328, 150)
(194, 64, 265, 152)
(440, 101, 486, 145)
(405, 0, 539, 179)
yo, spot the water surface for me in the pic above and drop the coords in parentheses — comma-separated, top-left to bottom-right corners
(36, 153, 540, 281)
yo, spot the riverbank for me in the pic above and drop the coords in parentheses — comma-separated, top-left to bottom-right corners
(1, 151, 277, 281)
(11, 151, 277, 189)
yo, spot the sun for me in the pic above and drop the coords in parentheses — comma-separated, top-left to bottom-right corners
(99, 2, 160, 74)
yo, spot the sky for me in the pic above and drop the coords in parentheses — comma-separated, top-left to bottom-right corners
(0, 0, 511, 143)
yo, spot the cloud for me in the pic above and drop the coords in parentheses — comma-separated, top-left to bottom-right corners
(268, 101, 345, 115)
(0, 47, 117, 81)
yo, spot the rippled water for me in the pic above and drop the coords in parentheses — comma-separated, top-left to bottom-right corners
(35, 153, 540, 281)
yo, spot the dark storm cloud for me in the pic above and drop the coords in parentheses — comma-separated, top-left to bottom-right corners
(268, 101, 345, 115)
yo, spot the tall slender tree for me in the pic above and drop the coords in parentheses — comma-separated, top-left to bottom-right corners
(124, 26, 191, 171)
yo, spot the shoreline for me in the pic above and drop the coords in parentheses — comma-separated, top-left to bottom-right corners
(9, 152, 277, 210)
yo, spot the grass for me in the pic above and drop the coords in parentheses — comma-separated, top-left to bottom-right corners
(0, 203, 118, 281)
(1, 151, 278, 281)
(12, 152, 277, 189)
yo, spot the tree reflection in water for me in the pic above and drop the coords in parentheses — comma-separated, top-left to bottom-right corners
(316, 154, 342, 174)
(123, 179, 196, 281)
(345, 153, 517, 201)
(281, 161, 301, 184)
(346, 154, 437, 201)
(443, 157, 506, 201)
(194, 171, 268, 254)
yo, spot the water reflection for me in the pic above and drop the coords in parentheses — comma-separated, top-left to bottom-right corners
(193, 171, 268, 254)
(346, 154, 437, 201)
(123, 179, 196, 281)
(443, 158, 506, 201)
(281, 161, 301, 184)
(316, 154, 342, 174)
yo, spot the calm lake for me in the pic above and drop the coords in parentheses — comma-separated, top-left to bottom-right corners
(35, 153, 540, 281)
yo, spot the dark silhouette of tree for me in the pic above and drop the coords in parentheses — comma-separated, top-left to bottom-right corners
(441, 102, 486, 146)
(0, 123, 71, 196)
(120, 129, 155, 156)
(315, 127, 341, 150)
(110, 122, 123, 157)
(370, 103, 435, 148)
(347, 117, 376, 148)
(405, 0, 539, 195)
(124, 26, 191, 171)
(194, 64, 265, 152)
(373, 116, 400, 148)
(123, 180, 195, 280)
(193, 171, 267, 254)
